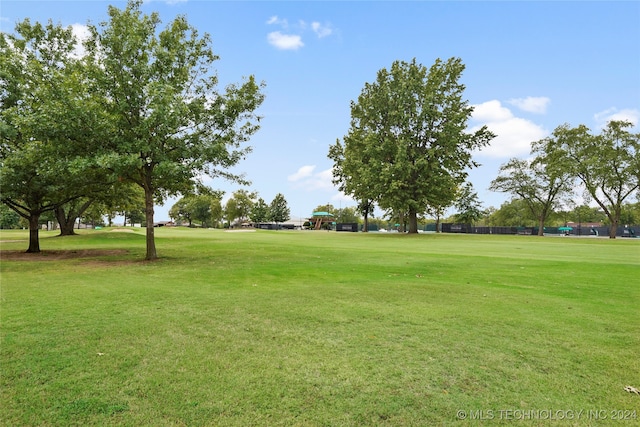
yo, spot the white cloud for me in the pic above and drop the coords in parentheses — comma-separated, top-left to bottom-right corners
(594, 107, 639, 128)
(266, 15, 335, 50)
(288, 165, 315, 182)
(288, 166, 334, 191)
(311, 22, 333, 38)
(314, 168, 334, 190)
(267, 31, 304, 50)
(266, 15, 288, 27)
(507, 96, 550, 114)
(471, 100, 548, 158)
(472, 100, 513, 122)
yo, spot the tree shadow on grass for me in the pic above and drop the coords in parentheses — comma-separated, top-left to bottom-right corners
(1, 249, 130, 262)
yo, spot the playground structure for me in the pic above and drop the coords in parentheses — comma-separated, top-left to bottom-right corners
(309, 211, 335, 230)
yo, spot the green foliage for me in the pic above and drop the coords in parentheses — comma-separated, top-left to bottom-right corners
(536, 121, 639, 237)
(490, 155, 573, 235)
(170, 192, 223, 227)
(0, 203, 21, 229)
(85, 0, 265, 258)
(225, 189, 257, 225)
(453, 182, 485, 225)
(330, 58, 494, 233)
(334, 206, 360, 223)
(209, 197, 224, 228)
(123, 209, 145, 227)
(313, 204, 335, 215)
(567, 204, 607, 224)
(268, 193, 290, 224)
(487, 199, 538, 227)
(618, 202, 640, 225)
(0, 19, 104, 251)
(249, 198, 269, 223)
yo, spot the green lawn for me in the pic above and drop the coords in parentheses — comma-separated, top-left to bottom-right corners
(1, 228, 639, 426)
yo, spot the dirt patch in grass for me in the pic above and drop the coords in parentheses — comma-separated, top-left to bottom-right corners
(110, 228, 137, 233)
(1, 249, 129, 261)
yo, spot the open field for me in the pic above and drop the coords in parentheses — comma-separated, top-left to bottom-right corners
(1, 228, 639, 426)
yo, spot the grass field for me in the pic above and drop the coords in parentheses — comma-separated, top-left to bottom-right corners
(1, 228, 639, 426)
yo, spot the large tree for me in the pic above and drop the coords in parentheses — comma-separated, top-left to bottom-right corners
(328, 131, 378, 233)
(269, 193, 290, 227)
(0, 19, 110, 252)
(536, 121, 639, 238)
(169, 197, 193, 226)
(489, 157, 573, 235)
(225, 189, 257, 226)
(169, 191, 222, 227)
(453, 182, 485, 225)
(330, 58, 494, 233)
(249, 197, 269, 224)
(86, 0, 265, 259)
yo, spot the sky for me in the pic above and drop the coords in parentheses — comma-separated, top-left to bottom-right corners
(2, 0, 639, 222)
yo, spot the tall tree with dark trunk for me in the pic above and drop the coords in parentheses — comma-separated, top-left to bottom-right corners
(86, 0, 264, 259)
(535, 121, 639, 238)
(330, 58, 494, 233)
(55, 199, 94, 236)
(0, 19, 108, 251)
(489, 157, 573, 236)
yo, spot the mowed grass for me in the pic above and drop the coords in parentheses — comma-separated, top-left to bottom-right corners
(1, 228, 639, 426)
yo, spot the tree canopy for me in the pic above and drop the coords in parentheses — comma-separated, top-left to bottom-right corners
(84, 0, 265, 258)
(225, 189, 257, 226)
(489, 156, 573, 235)
(329, 57, 494, 233)
(1, 1, 264, 257)
(453, 183, 485, 225)
(268, 193, 290, 225)
(0, 19, 111, 251)
(534, 121, 639, 238)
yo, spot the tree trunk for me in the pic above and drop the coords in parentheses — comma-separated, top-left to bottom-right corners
(408, 210, 419, 234)
(609, 219, 618, 239)
(55, 206, 77, 236)
(363, 211, 369, 233)
(27, 213, 41, 253)
(537, 217, 545, 236)
(56, 200, 94, 236)
(143, 169, 158, 260)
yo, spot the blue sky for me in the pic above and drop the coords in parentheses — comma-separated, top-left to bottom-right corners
(2, 1, 639, 221)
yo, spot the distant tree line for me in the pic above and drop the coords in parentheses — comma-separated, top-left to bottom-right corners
(168, 190, 290, 229)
